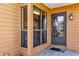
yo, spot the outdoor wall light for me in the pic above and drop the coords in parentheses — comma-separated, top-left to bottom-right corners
(69, 13, 73, 20)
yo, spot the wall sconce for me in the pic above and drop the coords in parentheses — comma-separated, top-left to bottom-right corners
(69, 13, 73, 20)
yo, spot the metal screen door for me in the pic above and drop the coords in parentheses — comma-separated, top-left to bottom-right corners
(51, 12, 66, 46)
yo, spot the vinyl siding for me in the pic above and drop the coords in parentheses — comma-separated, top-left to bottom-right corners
(0, 4, 21, 56)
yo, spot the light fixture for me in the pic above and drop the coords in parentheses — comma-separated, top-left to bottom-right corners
(33, 11, 40, 15)
(69, 13, 73, 20)
(33, 10, 40, 15)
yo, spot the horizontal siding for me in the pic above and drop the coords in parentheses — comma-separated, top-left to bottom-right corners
(67, 10, 79, 51)
(21, 48, 28, 56)
(0, 4, 21, 56)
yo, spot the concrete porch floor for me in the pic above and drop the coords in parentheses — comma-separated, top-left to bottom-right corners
(37, 48, 79, 56)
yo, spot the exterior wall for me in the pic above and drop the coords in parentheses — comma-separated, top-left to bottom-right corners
(1, 3, 79, 56)
(0, 4, 21, 55)
(27, 3, 33, 56)
(50, 3, 79, 52)
(0, 3, 51, 56)
(21, 48, 28, 56)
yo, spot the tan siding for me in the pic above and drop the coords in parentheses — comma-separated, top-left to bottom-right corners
(0, 4, 21, 56)
(21, 48, 28, 56)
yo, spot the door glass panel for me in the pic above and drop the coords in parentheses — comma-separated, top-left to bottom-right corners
(57, 16, 64, 37)
(53, 16, 64, 37)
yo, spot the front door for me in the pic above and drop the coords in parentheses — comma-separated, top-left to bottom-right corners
(51, 12, 66, 46)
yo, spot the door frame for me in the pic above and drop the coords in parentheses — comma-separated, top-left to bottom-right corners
(51, 12, 67, 47)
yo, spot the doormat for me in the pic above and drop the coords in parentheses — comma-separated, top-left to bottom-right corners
(50, 47, 65, 52)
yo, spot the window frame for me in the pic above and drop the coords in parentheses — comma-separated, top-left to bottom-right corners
(33, 5, 47, 47)
(21, 5, 28, 48)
